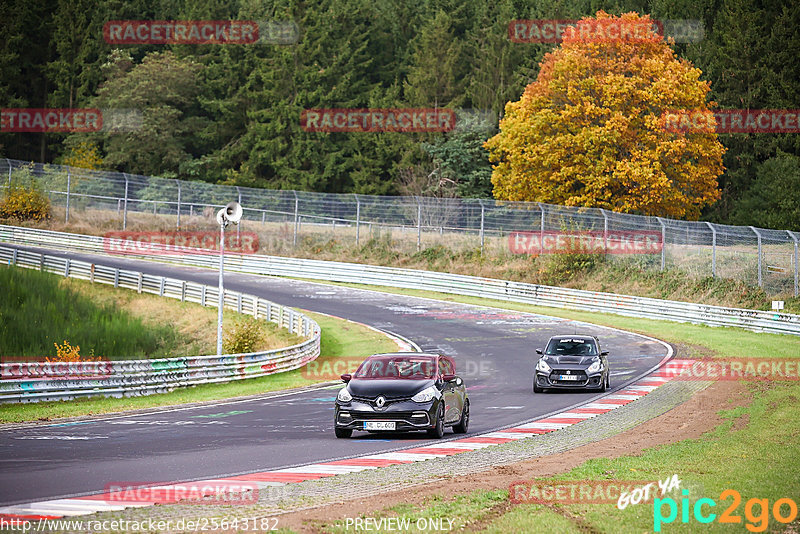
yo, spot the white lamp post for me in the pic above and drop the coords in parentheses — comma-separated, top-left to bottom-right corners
(215, 201, 243, 356)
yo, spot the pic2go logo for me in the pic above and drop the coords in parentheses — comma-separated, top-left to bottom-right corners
(654, 489, 799, 532)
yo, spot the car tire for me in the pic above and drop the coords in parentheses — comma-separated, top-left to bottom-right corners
(427, 404, 445, 439)
(335, 428, 352, 439)
(453, 400, 469, 434)
(599, 374, 607, 392)
(606, 374, 611, 389)
(533, 380, 543, 393)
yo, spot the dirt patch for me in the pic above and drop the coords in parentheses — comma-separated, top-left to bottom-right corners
(276, 380, 750, 533)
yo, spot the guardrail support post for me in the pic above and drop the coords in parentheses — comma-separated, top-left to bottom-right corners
(601, 209, 608, 256)
(788, 230, 799, 297)
(293, 191, 299, 247)
(114, 268, 120, 288)
(355, 194, 361, 245)
(65, 170, 71, 223)
(64, 259, 70, 277)
(137, 272, 143, 294)
(181, 281, 186, 302)
(253, 296, 258, 318)
(122, 174, 129, 230)
(479, 200, 485, 255)
(750, 226, 763, 287)
(12, 249, 17, 265)
(706, 221, 717, 277)
(657, 217, 666, 271)
(159, 277, 165, 296)
(417, 199, 422, 252)
(201, 285, 206, 306)
(176, 180, 182, 229)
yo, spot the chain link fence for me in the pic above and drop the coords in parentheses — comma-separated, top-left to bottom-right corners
(1, 157, 798, 296)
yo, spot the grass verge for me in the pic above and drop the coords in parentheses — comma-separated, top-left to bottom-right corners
(0, 265, 303, 359)
(0, 311, 398, 424)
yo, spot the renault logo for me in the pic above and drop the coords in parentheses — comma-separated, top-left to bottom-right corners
(375, 396, 386, 408)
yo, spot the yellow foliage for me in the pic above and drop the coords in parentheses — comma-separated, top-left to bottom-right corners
(63, 141, 104, 170)
(49, 341, 97, 362)
(0, 178, 51, 222)
(485, 11, 725, 219)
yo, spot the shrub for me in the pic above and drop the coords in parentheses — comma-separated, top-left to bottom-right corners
(0, 176, 51, 222)
(48, 340, 98, 362)
(223, 317, 265, 354)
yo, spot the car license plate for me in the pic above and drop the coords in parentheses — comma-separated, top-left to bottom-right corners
(559, 375, 581, 381)
(364, 421, 395, 431)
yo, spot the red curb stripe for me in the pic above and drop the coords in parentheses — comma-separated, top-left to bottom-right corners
(503, 427, 554, 434)
(596, 398, 634, 405)
(228, 472, 334, 482)
(533, 418, 581, 424)
(570, 407, 613, 414)
(321, 459, 414, 467)
(0, 514, 60, 521)
(450, 437, 514, 444)
(400, 447, 469, 455)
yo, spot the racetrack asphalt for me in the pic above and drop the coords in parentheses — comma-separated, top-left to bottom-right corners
(0, 245, 669, 506)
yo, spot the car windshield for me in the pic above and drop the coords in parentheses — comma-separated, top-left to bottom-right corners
(353, 356, 436, 379)
(545, 338, 597, 356)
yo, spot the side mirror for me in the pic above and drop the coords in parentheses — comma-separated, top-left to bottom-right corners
(341, 373, 352, 382)
(601, 351, 609, 356)
(442, 374, 456, 382)
(536, 349, 543, 355)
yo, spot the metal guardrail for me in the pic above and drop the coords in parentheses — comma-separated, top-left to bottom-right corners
(0, 244, 321, 403)
(2, 157, 798, 296)
(2, 225, 799, 337)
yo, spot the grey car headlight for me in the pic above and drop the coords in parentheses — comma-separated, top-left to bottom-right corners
(337, 387, 352, 402)
(411, 385, 438, 403)
(587, 360, 603, 373)
(536, 359, 552, 373)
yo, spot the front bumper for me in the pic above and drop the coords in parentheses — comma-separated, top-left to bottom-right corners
(335, 399, 438, 431)
(534, 369, 605, 389)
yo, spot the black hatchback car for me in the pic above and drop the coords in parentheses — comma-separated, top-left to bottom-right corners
(334, 352, 469, 439)
(533, 335, 610, 392)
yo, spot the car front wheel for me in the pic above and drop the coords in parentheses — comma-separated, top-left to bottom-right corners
(427, 404, 445, 439)
(453, 399, 469, 433)
(335, 427, 352, 439)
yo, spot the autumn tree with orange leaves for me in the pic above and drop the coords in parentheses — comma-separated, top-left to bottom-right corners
(485, 11, 725, 219)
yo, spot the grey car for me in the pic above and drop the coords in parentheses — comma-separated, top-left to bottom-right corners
(533, 335, 610, 393)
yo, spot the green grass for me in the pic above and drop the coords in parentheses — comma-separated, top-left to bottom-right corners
(0, 312, 398, 423)
(0, 265, 183, 359)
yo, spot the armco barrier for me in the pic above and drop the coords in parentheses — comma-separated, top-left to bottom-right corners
(0, 245, 320, 403)
(1, 225, 799, 336)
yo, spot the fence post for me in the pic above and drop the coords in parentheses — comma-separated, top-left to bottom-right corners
(656, 217, 666, 271)
(122, 174, 129, 230)
(479, 200, 485, 254)
(236, 186, 242, 239)
(293, 191, 299, 247)
(65, 169, 71, 223)
(6, 158, 11, 184)
(750, 226, 763, 287)
(705, 222, 717, 277)
(538, 203, 546, 254)
(355, 194, 361, 245)
(176, 180, 182, 229)
(600, 208, 608, 256)
(417, 199, 422, 252)
(788, 230, 798, 297)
